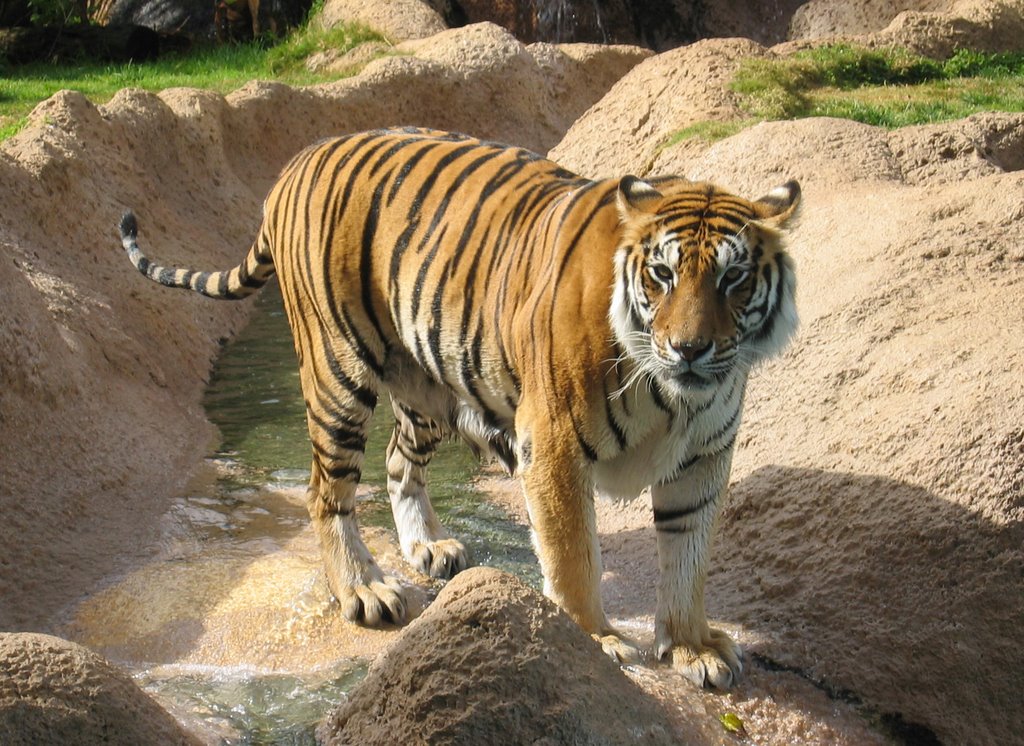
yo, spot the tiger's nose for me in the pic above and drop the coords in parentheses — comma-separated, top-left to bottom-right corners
(671, 338, 713, 363)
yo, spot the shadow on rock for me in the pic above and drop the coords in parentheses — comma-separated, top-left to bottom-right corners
(705, 465, 1023, 746)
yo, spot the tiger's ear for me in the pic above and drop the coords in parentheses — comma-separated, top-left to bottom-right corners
(617, 176, 663, 221)
(752, 180, 801, 227)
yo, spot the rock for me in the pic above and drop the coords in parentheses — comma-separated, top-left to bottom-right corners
(872, 0, 1024, 57)
(0, 633, 199, 745)
(317, 0, 446, 41)
(0, 24, 162, 64)
(317, 568, 692, 745)
(787, 0, 945, 39)
(549, 37, 766, 178)
(99, 0, 308, 37)
(786, 0, 1024, 58)
(100, 0, 213, 36)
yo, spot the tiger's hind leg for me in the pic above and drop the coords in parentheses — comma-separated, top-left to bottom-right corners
(302, 359, 406, 627)
(385, 399, 469, 579)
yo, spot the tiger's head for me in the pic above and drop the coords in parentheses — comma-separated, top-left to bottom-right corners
(610, 176, 801, 402)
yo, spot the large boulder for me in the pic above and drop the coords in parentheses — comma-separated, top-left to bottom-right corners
(787, 0, 953, 39)
(317, 567, 704, 744)
(0, 633, 199, 744)
(549, 37, 765, 178)
(787, 0, 1024, 57)
(317, 0, 446, 41)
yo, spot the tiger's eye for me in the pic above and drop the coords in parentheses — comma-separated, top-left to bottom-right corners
(723, 267, 745, 282)
(651, 265, 674, 283)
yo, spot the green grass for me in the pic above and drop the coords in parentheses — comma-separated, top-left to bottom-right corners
(732, 44, 1024, 122)
(662, 45, 1024, 149)
(0, 20, 387, 140)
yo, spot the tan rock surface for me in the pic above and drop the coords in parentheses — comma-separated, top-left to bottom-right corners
(785, 0, 1024, 57)
(317, 567, 698, 745)
(548, 38, 766, 178)
(788, 0, 955, 39)
(0, 633, 200, 745)
(317, 0, 446, 42)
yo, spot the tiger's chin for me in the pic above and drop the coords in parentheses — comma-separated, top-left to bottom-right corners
(657, 368, 725, 402)
(674, 371, 715, 389)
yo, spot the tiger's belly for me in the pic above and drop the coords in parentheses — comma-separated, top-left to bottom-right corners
(381, 346, 519, 470)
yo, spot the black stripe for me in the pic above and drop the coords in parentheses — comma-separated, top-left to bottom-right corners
(703, 403, 741, 448)
(603, 381, 628, 452)
(321, 137, 392, 354)
(396, 402, 437, 430)
(574, 421, 598, 462)
(396, 443, 432, 467)
(317, 325, 378, 410)
(672, 453, 701, 473)
(652, 491, 717, 524)
(410, 224, 449, 376)
(693, 372, 741, 416)
(308, 410, 367, 451)
(399, 436, 441, 457)
(750, 258, 786, 343)
(650, 381, 674, 417)
(356, 174, 392, 363)
(339, 305, 385, 377)
(457, 328, 504, 431)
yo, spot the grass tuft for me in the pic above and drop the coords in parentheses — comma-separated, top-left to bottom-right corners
(659, 120, 753, 150)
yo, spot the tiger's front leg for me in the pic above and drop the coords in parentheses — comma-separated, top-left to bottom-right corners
(517, 413, 641, 665)
(651, 447, 742, 688)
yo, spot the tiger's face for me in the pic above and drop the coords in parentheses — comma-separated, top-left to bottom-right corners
(610, 177, 800, 401)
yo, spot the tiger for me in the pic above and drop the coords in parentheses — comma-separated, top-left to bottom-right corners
(119, 127, 800, 688)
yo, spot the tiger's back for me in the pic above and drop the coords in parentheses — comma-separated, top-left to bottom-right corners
(263, 130, 607, 457)
(120, 127, 801, 688)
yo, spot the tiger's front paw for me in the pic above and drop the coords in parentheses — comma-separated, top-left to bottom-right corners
(408, 538, 469, 580)
(657, 627, 743, 688)
(336, 575, 407, 627)
(593, 631, 643, 666)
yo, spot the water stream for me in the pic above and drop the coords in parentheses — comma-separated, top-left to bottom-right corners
(69, 283, 537, 743)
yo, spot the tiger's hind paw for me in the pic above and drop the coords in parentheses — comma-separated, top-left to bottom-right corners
(408, 538, 469, 580)
(658, 628, 743, 689)
(593, 631, 643, 666)
(337, 575, 407, 627)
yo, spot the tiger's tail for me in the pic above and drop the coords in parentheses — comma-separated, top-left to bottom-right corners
(119, 211, 275, 300)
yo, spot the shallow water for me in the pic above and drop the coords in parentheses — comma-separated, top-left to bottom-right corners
(70, 284, 536, 744)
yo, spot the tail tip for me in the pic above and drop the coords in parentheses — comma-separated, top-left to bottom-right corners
(120, 211, 138, 241)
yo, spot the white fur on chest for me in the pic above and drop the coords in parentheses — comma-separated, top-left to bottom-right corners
(593, 370, 745, 500)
